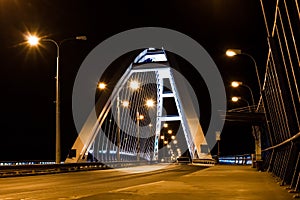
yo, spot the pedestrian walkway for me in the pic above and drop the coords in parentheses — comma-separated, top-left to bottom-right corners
(101, 164, 295, 200)
(177, 164, 295, 199)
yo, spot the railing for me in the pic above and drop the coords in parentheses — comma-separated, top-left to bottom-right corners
(0, 161, 149, 178)
(259, 0, 300, 197)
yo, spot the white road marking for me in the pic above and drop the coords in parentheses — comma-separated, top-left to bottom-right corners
(110, 181, 165, 192)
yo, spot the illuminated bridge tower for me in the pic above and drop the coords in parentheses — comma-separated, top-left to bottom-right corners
(65, 48, 211, 163)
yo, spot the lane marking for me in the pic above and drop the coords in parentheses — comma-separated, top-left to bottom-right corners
(110, 181, 165, 192)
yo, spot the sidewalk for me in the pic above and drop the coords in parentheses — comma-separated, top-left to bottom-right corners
(175, 164, 294, 199)
(103, 164, 295, 200)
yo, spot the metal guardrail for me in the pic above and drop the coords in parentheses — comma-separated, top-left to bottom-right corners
(0, 161, 149, 178)
(262, 132, 300, 152)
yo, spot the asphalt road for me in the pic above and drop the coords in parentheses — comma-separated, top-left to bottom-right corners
(0, 164, 205, 200)
(0, 164, 293, 200)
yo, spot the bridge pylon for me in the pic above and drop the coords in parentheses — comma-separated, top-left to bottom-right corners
(65, 48, 212, 164)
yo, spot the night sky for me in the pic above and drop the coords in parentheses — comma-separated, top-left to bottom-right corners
(0, 0, 270, 161)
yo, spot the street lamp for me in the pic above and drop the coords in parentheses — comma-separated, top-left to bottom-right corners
(231, 81, 242, 88)
(231, 96, 251, 112)
(27, 35, 39, 46)
(122, 100, 129, 107)
(146, 99, 155, 108)
(136, 111, 144, 161)
(231, 81, 255, 109)
(226, 49, 262, 92)
(226, 49, 264, 165)
(129, 80, 140, 90)
(98, 82, 106, 90)
(27, 34, 87, 164)
(225, 49, 241, 57)
(114, 99, 130, 161)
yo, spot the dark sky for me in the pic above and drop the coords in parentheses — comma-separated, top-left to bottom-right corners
(0, 0, 270, 161)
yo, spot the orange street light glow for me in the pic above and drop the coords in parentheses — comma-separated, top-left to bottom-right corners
(231, 81, 243, 88)
(139, 115, 144, 120)
(225, 49, 242, 57)
(27, 35, 40, 46)
(122, 100, 129, 107)
(231, 96, 240, 102)
(146, 99, 155, 107)
(129, 80, 140, 90)
(98, 82, 106, 90)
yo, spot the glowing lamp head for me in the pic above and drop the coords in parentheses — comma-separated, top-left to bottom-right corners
(231, 81, 242, 88)
(226, 49, 242, 57)
(146, 99, 155, 108)
(129, 80, 140, 90)
(27, 35, 40, 46)
(139, 115, 144, 120)
(98, 82, 106, 90)
(231, 96, 240, 102)
(122, 100, 129, 107)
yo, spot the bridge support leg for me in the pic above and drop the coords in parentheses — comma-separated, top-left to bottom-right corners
(255, 130, 262, 170)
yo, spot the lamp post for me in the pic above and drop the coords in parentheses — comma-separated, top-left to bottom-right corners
(117, 96, 121, 162)
(231, 81, 255, 110)
(27, 34, 87, 164)
(117, 99, 130, 161)
(136, 98, 155, 161)
(136, 112, 144, 161)
(226, 49, 263, 165)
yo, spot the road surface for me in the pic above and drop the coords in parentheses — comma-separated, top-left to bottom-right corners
(0, 164, 293, 199)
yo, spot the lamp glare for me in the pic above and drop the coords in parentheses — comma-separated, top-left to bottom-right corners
(27, 35, 40, 46)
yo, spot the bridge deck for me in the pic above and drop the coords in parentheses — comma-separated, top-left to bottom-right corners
(181, 164, 294, 199)
(0, 164, 295, 199)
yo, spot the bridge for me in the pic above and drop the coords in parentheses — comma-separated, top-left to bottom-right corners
(1, 0, 300, 199)
(65, 47, 212, 165)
